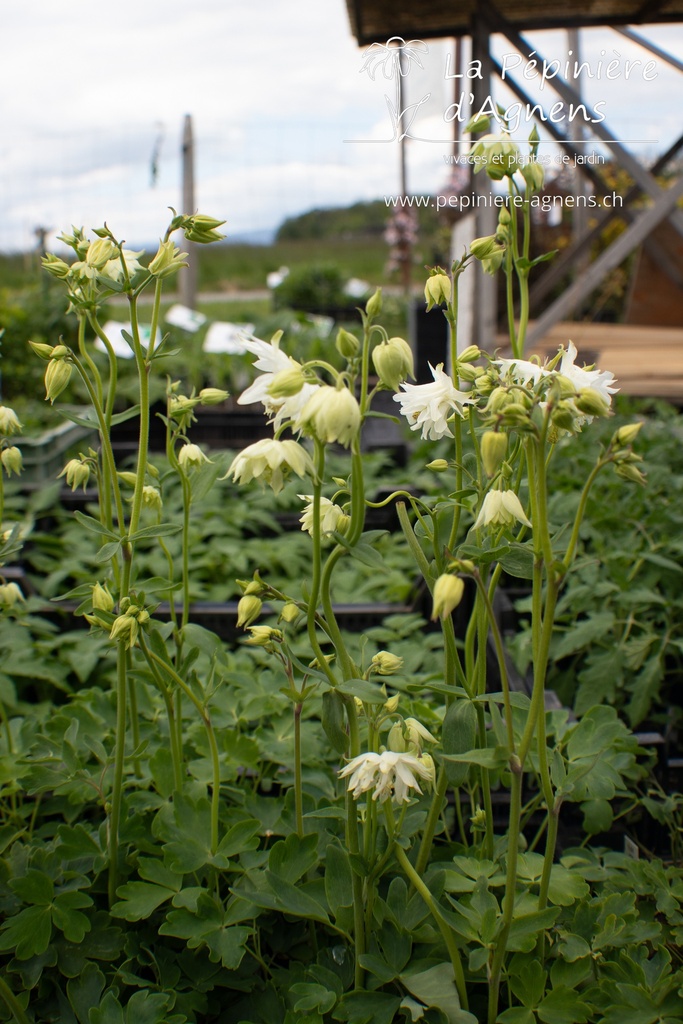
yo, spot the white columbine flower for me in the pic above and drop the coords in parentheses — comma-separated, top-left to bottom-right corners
(474, 489, 532, 530)
(393, 363, 476, 440)
(339, 750, 433, 805)
(298, 495, 348, 536)
(100, 249, 145, 283)
(558, 342, 618, 407)
(225, 438, 313, 495)
(495, 356, 547, 387)
(238, 335, 320, 430)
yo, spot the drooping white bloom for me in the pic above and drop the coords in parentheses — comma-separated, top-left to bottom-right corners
(238, 335, 320, 430)
(298, 495, 348, 536)
(558, 342, 618, 407)
(225, 438, 313, 494)
(393, 363, 475, 440)
(339, 750, 433, 805)
(296, 385, 361, 447)
(474, 489, 532, 530)
(495, 356, 547, 387)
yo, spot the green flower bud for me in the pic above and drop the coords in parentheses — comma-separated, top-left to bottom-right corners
(59, 458, 90, 491)
(41, 253, 71, 278)
(424, 272, 451, 311)
(297, 385, 361, 448)
(613, 422, 642, 448)
(110, 613, 139, 648)
(481, 431, 508, 478)
(267, 362, 306, 399)
(365, 288, 382, 320)
(141, 486, 163, 512)
(279, 602, 301, 624)
(237, 594, 262, 629)
(370, 650, 404, 676)
(426, 459, 449, 472)
(470, 235, 505, 262)
(148, 239, 189, 278)
(29, 341, 54, 361)
(45, 358, 72, 403)
(117, 471, 138, 487)
(431, 574, 465, 621)
(92, 582, 114, 613)
(1, 447, 22, 477)
(178, 443, 211, 471)
(336, 328, 360, 359)
(521, 160, 545, 192)
(183, 214, 226, 244)
(0, 581, 24, 608)
(245, 625, 283, 647)
(615, 462, 646, 486)
(574, 388, 611, 419)
(0, 407, 21, 436)
(372, 337, 414, 391)
(458, 345, 481, 364)
(199, 388, 229, 406)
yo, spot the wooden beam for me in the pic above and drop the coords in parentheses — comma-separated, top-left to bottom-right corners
(526, 176, 683, 347)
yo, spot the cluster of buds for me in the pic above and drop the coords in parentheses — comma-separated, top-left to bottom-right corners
(59, 452, 94, 492)
(424, 270, 451, 311)
(108, 597, 150, 649)
(168, 211, 226, 245)
(236, 579, 265, 629)
(609, 422, 645, 485)
(470, 234, 506, 276)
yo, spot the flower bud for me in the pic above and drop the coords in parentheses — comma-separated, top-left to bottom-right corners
(521, 160, 545, 192)
(481, 431, 508, 478)
(574, 388, 611, 419)
(613, 422, 642, 448)
(41, 253, 71, 278)
(267, 363, 305, 399)
(117, 471, 138, 487)
(183, 214, 226, 244)
(615, 463, 646, 486)
(372, 337, 414, 391)
(426, 459, 449, 472)
(470, 235, 505, 262)
(418, 753, 436, 786)
(365, 288, 382, 320)
(383, 694, 400, 713)
(237, 594, 262, 629)
(169, 394, 200, 417)
(199, 388, 229, 406)
(387, 721, 408, 753)
(0, 582, 24, 608)
(370, 651, 404, 676)
(336, 328, 360, 359)
(92, 582, 114, 613)
(148, 239, 189, 278)
(29, 341, 55, 361)
(59, 458, 90, 491)
(424, 272, 451, 311)
(110, 613, 139, 648)
(45, 358, 72, 403)
(279, 602, 301, 624)
(178, 443, 211, 471)
(246, 625, 283, 646)
(297, 385, 361, 448)
(431, 574, 465, 620)
(142, 486, 163, 512)
(1, 447, 22, 477)
(0, 407, 21, 437)
(458, 345, 481, 364)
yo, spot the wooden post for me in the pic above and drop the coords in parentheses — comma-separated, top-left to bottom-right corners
(180, 114, 197, 310)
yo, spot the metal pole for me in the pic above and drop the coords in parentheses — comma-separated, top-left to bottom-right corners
(180, 114, 197, 310)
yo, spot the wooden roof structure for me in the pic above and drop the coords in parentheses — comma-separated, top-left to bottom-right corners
(346, 1, 683, 367)
(347, 1, 683, 44)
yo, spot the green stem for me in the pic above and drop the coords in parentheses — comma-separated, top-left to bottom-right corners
(108, 644, 128, 906)
(394, 844, 468, 1010)
(487, 768, 523, 1024)
(0, 975, 30, 1024)
(294, 702, 304, 837)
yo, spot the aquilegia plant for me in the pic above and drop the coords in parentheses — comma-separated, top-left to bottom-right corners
(2, 125, 681, 1024)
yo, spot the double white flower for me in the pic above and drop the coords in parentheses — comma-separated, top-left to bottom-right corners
(474, 489, 532, 530)
(339, 750, 433, 805)
(226, 438, 313, 494)
(238, 336, 319, 430)
(495, 343, 618, 419)
(394, 363, 476, 440)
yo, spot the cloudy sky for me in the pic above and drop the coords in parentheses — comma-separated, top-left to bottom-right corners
(1, 1, 681, 252)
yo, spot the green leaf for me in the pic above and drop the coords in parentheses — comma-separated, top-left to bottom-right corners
(111, 881, 179, 922)
(0, 904, 52, 958)
(332, 991, 402, 1024)
(52, 890, 93, 942)
(325, 844, 354, 920)
(265, 872, 331, 923)
(269, 832, 319, 883)
(128, 522, 183, 543)
(537, 986, 592, 1024)
(216, 819, 261, 860)
(9, 868, 54, 906)
(67, 962, 105, 1024)
(554, 612, 615, 660)
(95, 540, 122, 564)
(72, 511, 119, 540)
(322, 690, 349, 754)
(400, 964, 477, 1024)
(499, 543, 535, 580)
(442, 746, 510, 770)
(290, 982, 337, 1015)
